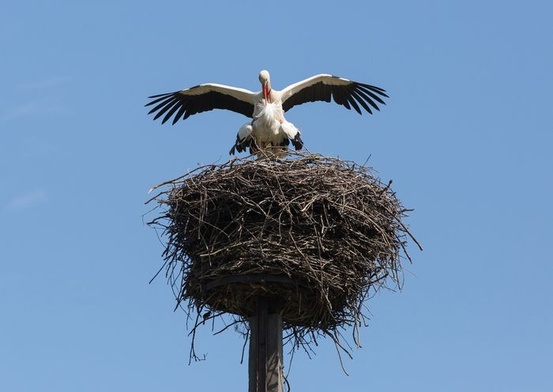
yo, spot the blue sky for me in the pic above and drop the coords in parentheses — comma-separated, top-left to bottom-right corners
(1, 1, 552, 390)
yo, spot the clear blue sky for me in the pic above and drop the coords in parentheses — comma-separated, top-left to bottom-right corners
(1, 1, 552, 391)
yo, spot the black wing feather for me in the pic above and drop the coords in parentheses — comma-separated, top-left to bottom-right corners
(162, 99, 186, 124)
(350, 90, 373, 114)
(357, 83, 388, 105)
(148, 96, 178, 119)
(346, 93, 362, 114)
(332, 87, 351, 109)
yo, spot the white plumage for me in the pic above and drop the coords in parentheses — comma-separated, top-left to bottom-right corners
(146, 70, 388, 157)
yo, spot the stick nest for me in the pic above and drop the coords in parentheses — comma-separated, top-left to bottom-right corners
(147, 152, 418, 352)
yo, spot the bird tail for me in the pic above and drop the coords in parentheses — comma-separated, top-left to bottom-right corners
(229, 123, 254, 155)
(280, 121, 303, 150)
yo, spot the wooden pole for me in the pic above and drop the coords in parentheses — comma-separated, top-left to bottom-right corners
(248, 297, 283, 392)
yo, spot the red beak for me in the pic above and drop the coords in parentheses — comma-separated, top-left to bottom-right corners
(263, 83, 270, 103)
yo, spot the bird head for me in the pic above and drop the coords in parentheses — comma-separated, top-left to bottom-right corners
(259, 70, 271, 103)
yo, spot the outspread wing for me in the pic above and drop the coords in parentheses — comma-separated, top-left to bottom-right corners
(280, 74, 388, 114)
(145, 83, 256, 125)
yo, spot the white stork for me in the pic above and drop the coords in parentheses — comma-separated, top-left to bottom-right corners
(146, 70, 388, 157)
